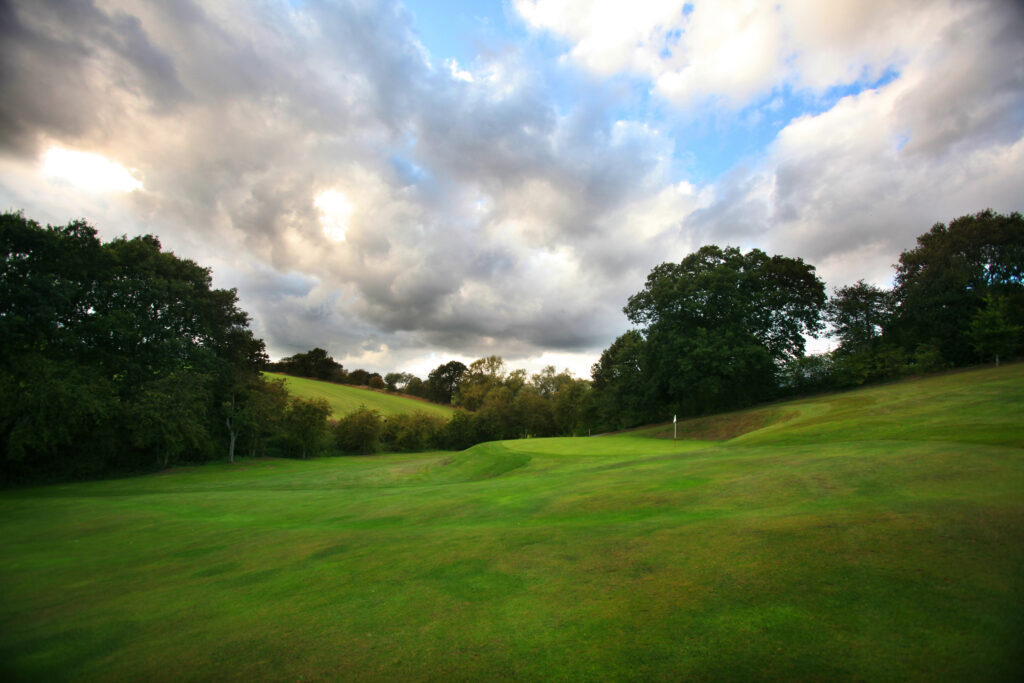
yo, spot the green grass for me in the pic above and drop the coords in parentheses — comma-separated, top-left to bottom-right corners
(265, 372, 455, 418)
(2, 365, 1023, 681)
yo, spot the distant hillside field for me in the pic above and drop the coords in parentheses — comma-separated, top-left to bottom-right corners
(2, 364, 1022, 680)
(265, 372, 455, 418)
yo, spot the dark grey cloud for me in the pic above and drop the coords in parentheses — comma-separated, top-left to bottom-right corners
(0, 0, 181, 153)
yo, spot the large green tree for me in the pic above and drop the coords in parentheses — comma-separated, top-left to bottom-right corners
(892, 209, 1024, 365)
(826, 280, 892, 353)
(969, 294, 1022, 366)
(272, 348, 344, 381)
(0, 212, 268, 481)
(384, 372, 415, 392)
(590, 330, 651, 429)
(620, 245, 826, 416)
(281, 397, 331, 459)
(426, 360, 468, 404)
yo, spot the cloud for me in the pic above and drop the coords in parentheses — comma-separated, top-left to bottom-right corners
(514, 0, 982, 109)
(0, 0, 1021, 379)
(0, 0, 699, 376)
(689, 0, 1024, 286)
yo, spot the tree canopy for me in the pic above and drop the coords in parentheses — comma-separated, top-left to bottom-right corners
(892, 209, 1024, 365)
(591, 210, 1023, 431)
(1, 212, 269, 481)
(426, 360, 468, 404)
(5, 207, 1021, 476)
(270, 347, 344, 381)
(826, 280, 891, 353)
(621, 245, 825, 416)
(590, 330, 650, 430)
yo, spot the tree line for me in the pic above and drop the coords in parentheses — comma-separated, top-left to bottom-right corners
(590, 209, 1023, 430)
(280, 208, 1022, 441)
(3, 209, 1020, 481)
(268, 349, 471, 405)
(0, 211, 595, 480)
(264, 355, 594, 456)
(0, 212, 334, 483)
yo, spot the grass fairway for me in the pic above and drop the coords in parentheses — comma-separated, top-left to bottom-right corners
(2, 365, 1023, 681)
(265, 373, 455, 418)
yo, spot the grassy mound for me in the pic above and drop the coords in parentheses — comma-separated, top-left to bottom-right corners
(1, 364, 1022, 680)
(630, 406, 798, 441)
(634, 364, 1024, 447)
(266, 372, 455, 418)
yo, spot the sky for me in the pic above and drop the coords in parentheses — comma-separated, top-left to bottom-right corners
(2, 0, 1023, 378)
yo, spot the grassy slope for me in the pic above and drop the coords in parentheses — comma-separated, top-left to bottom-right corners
(265, 372, 455, 418)
(2, 365, 1023, 681)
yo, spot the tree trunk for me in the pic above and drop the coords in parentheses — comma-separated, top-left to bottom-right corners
(226, 393, 237, 463)
(227, 422, 237, 464)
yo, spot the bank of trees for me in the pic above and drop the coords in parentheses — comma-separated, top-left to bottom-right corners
(813, 210, 1024, 386)
(4, 209, 1020, 479)
(0, 212, 331, 482)
(590, 245, 828, 429)
(591, 209, 1024, 430)
(250, 356, 594, 459)
(267, 348, 388, 388)
(268, 348, 345, 382)
(266, 205, 1024, 444)
(327, 359, 594, 455)
(218, 207, 1024, 449)
(268, 348, 480, 409)
(268, 349, 467, 406)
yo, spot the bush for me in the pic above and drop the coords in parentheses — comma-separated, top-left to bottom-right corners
(910, 344, 948, 374)
(281, 397, 331, 459)
(440, 411, 484, 451)
(334, 406, 383, 454)
(382, 411, 447, 451)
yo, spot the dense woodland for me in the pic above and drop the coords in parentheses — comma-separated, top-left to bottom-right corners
(2, 209, 1022, 482)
